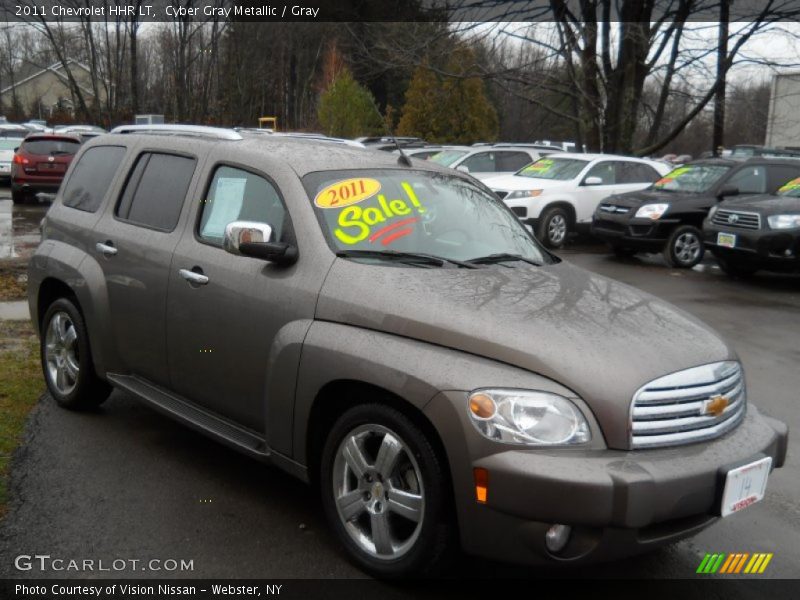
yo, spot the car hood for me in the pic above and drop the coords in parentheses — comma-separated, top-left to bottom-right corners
(0, 149, 14, 161)
(317, 259, 733, 449)
(484, 174, 573, 193)
(605, 188, 706, 208)
(718, 194, 800, 215)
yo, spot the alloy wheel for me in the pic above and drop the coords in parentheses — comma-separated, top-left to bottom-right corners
(332, 424, 425, 560)
(674, 232, 701, 265)
(548, 214, 567, 244)
(44, 311, 80, 395)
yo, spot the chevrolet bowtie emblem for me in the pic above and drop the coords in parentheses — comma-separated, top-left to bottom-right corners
(704, 395, 729, 417)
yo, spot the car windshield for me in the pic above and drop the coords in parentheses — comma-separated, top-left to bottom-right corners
(428, 150, 468, 167)
(303, 169, 551, 265)
(653, 164, 730, 193)
(514, 157, 588, 180)
(777, 177, 800, 197)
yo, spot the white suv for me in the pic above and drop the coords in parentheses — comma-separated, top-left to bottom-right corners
(486, 153, 670, 248)
(429, 145, 557, 182)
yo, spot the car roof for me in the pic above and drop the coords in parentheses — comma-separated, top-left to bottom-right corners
(99, 131, 461, 178)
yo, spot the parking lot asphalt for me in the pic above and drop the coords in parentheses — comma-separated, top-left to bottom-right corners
(0, 186, 798, 584)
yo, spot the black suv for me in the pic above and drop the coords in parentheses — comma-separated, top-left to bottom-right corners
(590, 158, 800, 268)
(704, 177, 800, 277)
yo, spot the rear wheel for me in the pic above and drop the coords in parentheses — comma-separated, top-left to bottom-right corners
(537, 206, 570, 249)
(715, 254, 759, 279)
(664, 225, 704, 268)
(319, 403, 452, 578)
(11, 188, 28, 205)
(41, 298, 111, 410)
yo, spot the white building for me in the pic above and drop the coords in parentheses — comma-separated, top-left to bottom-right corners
(765, 71, 800, 150)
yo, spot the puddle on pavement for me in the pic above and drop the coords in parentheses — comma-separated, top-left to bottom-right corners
(0, 196, 47, 261)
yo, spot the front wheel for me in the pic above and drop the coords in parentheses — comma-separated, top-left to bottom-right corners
(319, 403, 452, 578)
(41, 298, 111, 410)
(537, 206, 570, 249)
(664, 225, 704, 268)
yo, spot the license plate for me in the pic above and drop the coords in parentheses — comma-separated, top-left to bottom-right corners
(37, 162, 65, 172)
(717, 232, 737, 248)
(721, 457, 771, 517)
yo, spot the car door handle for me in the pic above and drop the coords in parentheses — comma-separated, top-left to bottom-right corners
(96, 242, 118, 256)
(179, 268, 209, 286)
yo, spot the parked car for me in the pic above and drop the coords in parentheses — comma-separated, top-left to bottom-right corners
(487, 153, 669, 248)
(28, 125, 786, 577)
(53, 124, 107, 143)
(591, 158, 800, 268)
(394, 145, 471, 161)
(428, 145, 555, 182)
(10, 133, 82, 204)
(0, 137, 24, 182)
(704, 176, 800, 277)
(0, 124, 32, 138)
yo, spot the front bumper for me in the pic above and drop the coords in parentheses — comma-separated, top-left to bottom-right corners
(426, 392, 788, 566)
(704, 224, 800, 271)
(591, 213, 680, 250)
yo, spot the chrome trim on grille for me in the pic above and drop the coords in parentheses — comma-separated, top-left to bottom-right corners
(630, 361, 746, 449)
(712, 209, 761, 230)
(599, 204, 630, 214)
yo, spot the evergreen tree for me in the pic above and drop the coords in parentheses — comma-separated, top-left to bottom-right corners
(317, 67, 384, 138)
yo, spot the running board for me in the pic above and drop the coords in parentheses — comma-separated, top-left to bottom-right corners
(107, 374, 269, 460)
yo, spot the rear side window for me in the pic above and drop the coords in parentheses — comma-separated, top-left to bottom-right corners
(116, 152, 196, 231)
(496, 151, 534, 171)
(460, 152, 496, 172)
(618, 162, 661, 184)
(726, 165, 766, 194)
(62, 146, 126, 213)
(21, 138, 80, 156)
(198, 166, 287, 245)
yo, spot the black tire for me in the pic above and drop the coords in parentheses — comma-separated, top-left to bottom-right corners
(11, 188, 28, 205)
(664, 225, 704, 268)
(536, 206, 570, 249)
(40, 297, 111, 410)
(716, 254, 759, 279)
(319, 403, 453, 578)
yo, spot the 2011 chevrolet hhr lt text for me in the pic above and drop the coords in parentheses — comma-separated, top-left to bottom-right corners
(28, 125, 788, 577)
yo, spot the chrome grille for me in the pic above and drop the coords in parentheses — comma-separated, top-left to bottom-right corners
(630, 361, 746, 449)
(712, 209, 761, 230)
(599, 204, 630, 214)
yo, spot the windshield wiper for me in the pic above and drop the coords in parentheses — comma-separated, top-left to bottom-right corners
(336, 249, 478, 269)
(466, 253, 543, 266)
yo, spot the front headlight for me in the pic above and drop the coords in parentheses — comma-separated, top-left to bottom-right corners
(767, 214, 800, 230)
(468, 389, 591, 446)
(635, 203, 669, 220)
(506, 189, 543, 200)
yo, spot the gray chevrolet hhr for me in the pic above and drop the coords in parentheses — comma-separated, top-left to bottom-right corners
(28, 125, 787, 577)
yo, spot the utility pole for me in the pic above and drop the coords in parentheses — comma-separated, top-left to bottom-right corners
(713, 0, 730, 156)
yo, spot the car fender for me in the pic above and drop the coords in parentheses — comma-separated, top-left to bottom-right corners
(535, 195, 578, 221)
(291, 320, 578, 464)
(33, 238, 118, 377)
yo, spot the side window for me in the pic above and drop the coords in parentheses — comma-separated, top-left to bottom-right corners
(584, 161, 616, 185)
(116, 153, 197, 231)
(726, 166, 766, 194)
(198, 166, 287, 245)
(618, 162, 661, 184)
(62, 146, 126, 212)
(496, 151, 534, 171)
(461, 152, 496, 173)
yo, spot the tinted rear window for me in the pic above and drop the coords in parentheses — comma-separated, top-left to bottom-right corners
(62, 146, 127, 213)
(21, 138, 80, 156)
(116, 153, 196, 231)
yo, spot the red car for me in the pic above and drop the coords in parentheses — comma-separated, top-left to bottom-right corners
(11, 134, 82, 204)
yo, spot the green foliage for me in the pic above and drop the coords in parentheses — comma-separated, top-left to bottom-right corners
(397, 49, 498, 144)
(317, 67, 384, 138)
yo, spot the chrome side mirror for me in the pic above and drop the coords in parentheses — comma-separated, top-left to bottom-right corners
(223, 220, 297, 265)
(457, 165, 470, 173)
(583, 176, 603, 186)
(223, 221, 273, 255)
